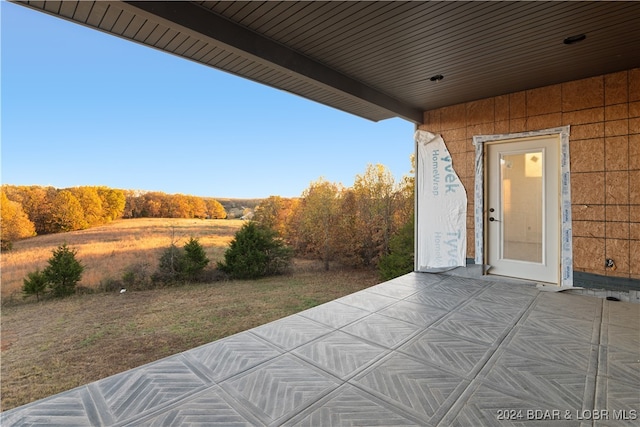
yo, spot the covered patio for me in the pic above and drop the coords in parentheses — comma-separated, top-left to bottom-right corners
(2, 272, 638, 426)
(4, 2, 639, 425)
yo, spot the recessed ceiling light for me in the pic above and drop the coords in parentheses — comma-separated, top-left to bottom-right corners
(429, 74, 444, 82)
(563, 34, 586, 45)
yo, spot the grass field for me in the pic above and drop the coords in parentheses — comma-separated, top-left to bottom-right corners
(0, 219, 382, 411)
(1, 218, 243, 301)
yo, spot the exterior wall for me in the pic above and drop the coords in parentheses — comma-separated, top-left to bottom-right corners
(418, 68, 640, 280)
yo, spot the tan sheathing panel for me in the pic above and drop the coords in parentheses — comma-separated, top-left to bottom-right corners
(419, 67, 640, 280)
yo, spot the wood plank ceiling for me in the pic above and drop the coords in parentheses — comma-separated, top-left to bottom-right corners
(15, 1, 640, 123)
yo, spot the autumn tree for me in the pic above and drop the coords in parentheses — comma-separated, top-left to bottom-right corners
(254, 196, 283, 230)
(352, 164, 397, 266)
(96, 187, 126, 221)
(253, 196, 297, 237)
(205, 198, 227, 219)
(168, 194, 191, 218)
(394, 155, 415, 227)
(333, 188, 362, 266)
(3, 185, 55, 234)
(283, 159, 415, 270)
(49, 190, 87, 232)
(142, 192, 164, 217)
(1, 190, 36, 250)
(31, 186, 59, 234)
(292, 179, 342, 270)
(187, 196, 208, 219)
(69, 186, 103, 227)
(123, 189, 145, 218)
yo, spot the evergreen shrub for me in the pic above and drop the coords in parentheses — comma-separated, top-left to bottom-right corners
(217, 222, 292, 279)
(43, 243, 84, 298)
(22, 269, 48, 301)
(378, 218, 414, 280)
(155, 238, 210, 283)
(23, 243, 85, 300)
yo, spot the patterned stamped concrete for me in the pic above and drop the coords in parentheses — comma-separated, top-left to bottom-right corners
(2, 271, 639, 426)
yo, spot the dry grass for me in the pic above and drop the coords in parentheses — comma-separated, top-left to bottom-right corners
(1, 261, 380, 411)
(1, 218, 243, 301)
(0, 218, 383, 411)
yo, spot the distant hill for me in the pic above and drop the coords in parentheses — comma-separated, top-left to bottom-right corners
(215, 198, 263, 219)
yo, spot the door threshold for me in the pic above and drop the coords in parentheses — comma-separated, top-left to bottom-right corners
(536, 283, 578, 292)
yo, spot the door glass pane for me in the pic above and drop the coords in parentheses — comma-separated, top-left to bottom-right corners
(501, 151, 543, 262)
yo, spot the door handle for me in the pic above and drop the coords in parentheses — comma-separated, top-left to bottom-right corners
(489, 217, 499, 222)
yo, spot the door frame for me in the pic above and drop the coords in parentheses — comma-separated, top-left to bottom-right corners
(472, 126, 573, 287)
(486, 136, 559, 283)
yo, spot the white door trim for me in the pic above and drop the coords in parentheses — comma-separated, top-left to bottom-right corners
(487, 137, 559, 283)
(472, 126, 573, 287)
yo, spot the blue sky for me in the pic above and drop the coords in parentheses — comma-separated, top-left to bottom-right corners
(1, 2, 415, 199)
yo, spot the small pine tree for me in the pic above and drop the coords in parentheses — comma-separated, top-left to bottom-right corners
(22, 269, 48, 301)
(218, 222, 292, 279)
(156, 243, 185, 283)
(43, 243, 84, 297)
(182, 237, 209, 281)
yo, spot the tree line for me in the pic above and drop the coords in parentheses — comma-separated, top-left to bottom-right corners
(122, 190, 226, 220)
(1, 185, 227, 250)
(3, 161, 415, 276)
(253, 163, 414, 272)
(1, 185, 126, 244)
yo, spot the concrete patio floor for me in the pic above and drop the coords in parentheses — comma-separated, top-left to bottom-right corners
(2, 272, 639, 426)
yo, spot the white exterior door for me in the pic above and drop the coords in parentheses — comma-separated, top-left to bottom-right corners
(486, 136, 560, 284)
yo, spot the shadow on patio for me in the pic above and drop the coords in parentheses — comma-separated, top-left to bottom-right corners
(2, 271, 638, 426)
